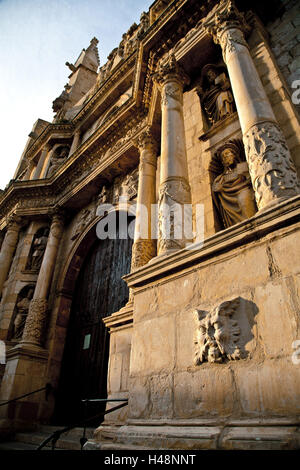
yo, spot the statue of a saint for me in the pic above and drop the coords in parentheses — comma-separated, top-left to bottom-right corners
(197, 64, 234, 125)
(47, 146, 69, 178)
(30, 227, 49, 270)
(210, 140, 256, 228)
(12, 287, 34, 340)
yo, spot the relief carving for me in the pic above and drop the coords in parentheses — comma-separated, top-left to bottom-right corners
(131, 239, 157, 271)
(158, 177, 191, 253)
(243, 122, 300, 209)
(153, 53, 189, 89)
(161, 82, 182, 106)
(21, 298, 48, 346)
(71, 209, 94, 241)
(113, 168, 139, 203)
(210, 139, 256, 228)
(194, 297, 242, 364)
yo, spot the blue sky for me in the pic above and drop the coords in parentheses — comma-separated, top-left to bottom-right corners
(0, 0, 151, 189)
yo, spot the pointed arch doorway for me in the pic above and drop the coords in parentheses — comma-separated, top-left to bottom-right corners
(53, 216, 133, 425)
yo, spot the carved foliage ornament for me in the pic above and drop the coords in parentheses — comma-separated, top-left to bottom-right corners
(194, 297, 242, 364)
(22, 298, 48, 345)
(153, 53, 189, 88)
(131, 239, 156, 271)
(203, 0, 250, 45)
(243, 122, 300, 208)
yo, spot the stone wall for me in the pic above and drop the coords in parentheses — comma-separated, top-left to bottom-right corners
(129, 219, 300, 423)
(267, 0, 300, 94)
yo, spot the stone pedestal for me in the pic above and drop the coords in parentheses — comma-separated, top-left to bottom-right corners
(0, 343, 48, 436)
(0, 216, 22, 297)
(204, 0, 300, 211)
(153, 54, 192, 256)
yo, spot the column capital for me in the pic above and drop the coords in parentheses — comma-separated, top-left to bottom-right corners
(134, 129, 158, 155)
(6, 214, 23, 231)
(153, 53, 190, 87)
(43, 142, 52, 152)
(203, 0, 250, 60)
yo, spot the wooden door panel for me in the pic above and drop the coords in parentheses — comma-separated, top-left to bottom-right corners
(54, 225, 133, 424)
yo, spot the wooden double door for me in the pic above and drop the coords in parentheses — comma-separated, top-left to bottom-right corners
(54, 225, 133, 425)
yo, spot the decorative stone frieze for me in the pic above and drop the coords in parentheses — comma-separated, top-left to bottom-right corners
(194, 297, 242, 364)
(21, 298, 48, 346)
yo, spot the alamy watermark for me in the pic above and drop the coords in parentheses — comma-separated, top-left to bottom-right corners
(95, 197, 205, 251)
(291, 80, 300, 105)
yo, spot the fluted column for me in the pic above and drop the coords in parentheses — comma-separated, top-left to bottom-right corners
(153, 54, 192, 256)
(21, 212, 64, 347)
(204, 0, 300, 211)
(32, 144, 51, 179)
(131, 129, 158, 270)
(0, 215, 22, 296)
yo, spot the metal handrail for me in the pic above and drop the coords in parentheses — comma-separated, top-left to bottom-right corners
(0, 383, 53, 407)
(37, 398, 128, 451)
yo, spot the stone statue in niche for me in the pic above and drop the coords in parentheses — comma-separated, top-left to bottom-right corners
(210, 139, 257, 228)
(12, 287, 34, 340)
(194, 297, 242, 364)
(47, 146, 70, 178)
(196, 64, 234, 125)
(27, 227, 49, 271)
(71, 208, 93, 241)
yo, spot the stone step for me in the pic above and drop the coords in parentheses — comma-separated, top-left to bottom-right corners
(1, 425, 95, 451)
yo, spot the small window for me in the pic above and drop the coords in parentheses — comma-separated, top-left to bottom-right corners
(83, 334, 91, 350)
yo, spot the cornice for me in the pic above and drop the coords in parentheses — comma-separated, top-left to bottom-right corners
(124, 195, 300, 289)
(72, 53, 138, 125)
(25, 122, 74, 161)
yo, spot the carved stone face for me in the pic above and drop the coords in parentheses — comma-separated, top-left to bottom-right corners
(207, 68, 217, 83)
(221, 148, 236, 168)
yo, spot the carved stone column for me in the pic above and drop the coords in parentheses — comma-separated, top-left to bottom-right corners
(204, 0, 300, 211)
(131, 129, 158, 270)
(0, 215, 22, 296)
(69, 129, 81, 156)
(32, 144, 51, 179)
(153, 54, 192, 256)
(21, 212, 64, 347)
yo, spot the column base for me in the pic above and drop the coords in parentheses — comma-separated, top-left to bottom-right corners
(89, 420, 300, 450)
(256, 194, 300, 215)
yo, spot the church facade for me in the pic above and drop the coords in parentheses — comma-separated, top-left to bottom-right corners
(0, 0, 300, 450)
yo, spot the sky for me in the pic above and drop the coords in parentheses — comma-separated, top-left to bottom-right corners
(0, 0, 151, 190)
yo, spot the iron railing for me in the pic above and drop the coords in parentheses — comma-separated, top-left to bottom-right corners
(37, 398, 128, 450)
(0, 383, 53, 407)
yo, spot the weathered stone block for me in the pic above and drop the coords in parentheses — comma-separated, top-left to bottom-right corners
(174, 368, 235, 418)
(234, 359, 300, 416)
(130, 315, 175, 376)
